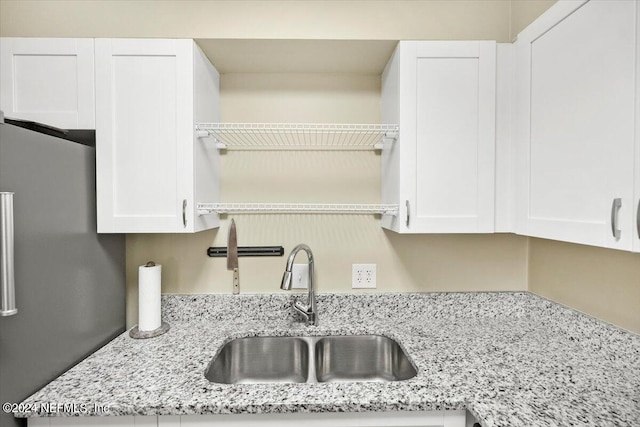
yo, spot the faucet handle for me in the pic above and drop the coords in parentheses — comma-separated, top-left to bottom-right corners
(293, 299, 311, 320)
(294, 299, 309, 314)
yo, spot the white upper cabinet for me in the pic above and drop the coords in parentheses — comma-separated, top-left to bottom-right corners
(514, 0, 638, 251)
(0, 38, 95, 129)
(636, 89, 640, 254)
(381, 41, 497, 233)
(95, 39, 220, 233)
(633, 5, 640, 255)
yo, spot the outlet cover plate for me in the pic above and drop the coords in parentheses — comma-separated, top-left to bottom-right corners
(352, 264, 376, 289)
(291, 263, 309, 289)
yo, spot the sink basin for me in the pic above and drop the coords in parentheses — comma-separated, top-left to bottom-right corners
(314, 335, 417, 382)
(205, 336, 309, 384)
(205, 335, 416, 384)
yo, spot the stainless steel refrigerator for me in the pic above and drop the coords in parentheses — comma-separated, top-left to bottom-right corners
(0, 115, 125, 427)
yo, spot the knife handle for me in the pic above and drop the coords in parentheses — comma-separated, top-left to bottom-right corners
(232, 268, 239, 294)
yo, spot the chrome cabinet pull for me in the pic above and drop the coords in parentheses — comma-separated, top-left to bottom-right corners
(405, 200, 410, 228)
(611, 198, 622, 240)
(636, 199, 640, 239)
(182, 199, 187, 228)
(1, 192, 17, 316)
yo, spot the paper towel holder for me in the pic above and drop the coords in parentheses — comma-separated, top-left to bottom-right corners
(130, 260, 170, 339)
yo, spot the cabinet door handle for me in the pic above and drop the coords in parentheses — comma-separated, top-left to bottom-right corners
(182, 199, 187, 229)
(1, 192, 17, 316)
(611, 198, 622, 240)
(636, 199, 640, 239)
(405, 200, 410, 228)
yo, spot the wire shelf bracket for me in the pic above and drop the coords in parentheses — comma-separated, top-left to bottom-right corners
(195, 123, 399, 151)
(197, 203, 399, 217)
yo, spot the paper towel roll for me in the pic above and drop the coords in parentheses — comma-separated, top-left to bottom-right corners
(138, 262, 162, 331)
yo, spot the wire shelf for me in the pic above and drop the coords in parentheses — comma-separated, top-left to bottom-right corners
(195, 123, 399, 150)
(197, 203, 399, 216)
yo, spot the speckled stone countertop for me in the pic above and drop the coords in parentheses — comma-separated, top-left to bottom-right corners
(17, 292, 640, 426)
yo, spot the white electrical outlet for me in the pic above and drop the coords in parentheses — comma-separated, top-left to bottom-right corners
(352, 264, 376, 289)
(291, 263, 309, 289)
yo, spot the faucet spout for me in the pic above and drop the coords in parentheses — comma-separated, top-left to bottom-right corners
(280, 270, 293, 290)
(280, 244, 317, 326)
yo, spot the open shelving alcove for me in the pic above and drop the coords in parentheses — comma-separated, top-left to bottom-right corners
(191, 39, 402, 220)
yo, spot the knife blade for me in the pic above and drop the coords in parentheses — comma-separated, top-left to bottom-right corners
(227, 219, 239, 294)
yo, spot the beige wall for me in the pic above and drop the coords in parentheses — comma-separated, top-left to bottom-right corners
(0, 1, 511, 42)
(529, 239, 640, 333)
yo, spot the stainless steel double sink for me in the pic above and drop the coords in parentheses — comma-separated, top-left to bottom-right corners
(205, 335, 417, 384)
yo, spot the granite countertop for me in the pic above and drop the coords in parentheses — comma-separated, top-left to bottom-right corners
(17, 292, 640, 426)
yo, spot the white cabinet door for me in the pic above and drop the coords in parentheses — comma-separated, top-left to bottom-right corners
(382, 41, 496, 233)
(634, 4, 640, 254)
(95, 39, 220, 233)
(0, 38, 95, 129)
(95, 38, 190, 233)
(635, 115, 640, 253)
(515, 0, 637, 250)
(159, 410, 466, 427)
(29, 411, 466, 427)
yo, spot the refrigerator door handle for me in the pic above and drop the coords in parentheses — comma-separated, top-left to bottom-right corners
(1, 192, 17, 316)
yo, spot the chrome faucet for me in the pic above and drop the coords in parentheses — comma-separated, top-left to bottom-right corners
(280, 244, 317, 326)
